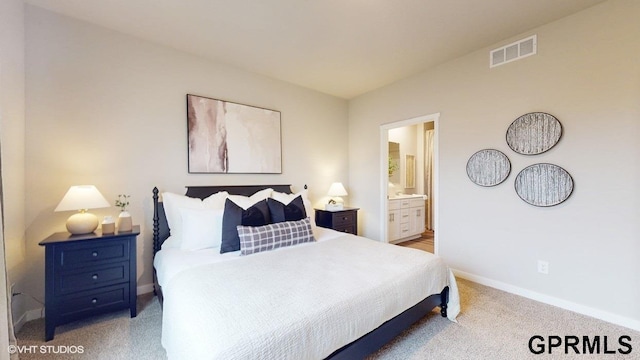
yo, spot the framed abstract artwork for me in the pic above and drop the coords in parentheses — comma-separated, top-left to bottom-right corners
(186, 94, 282, 174)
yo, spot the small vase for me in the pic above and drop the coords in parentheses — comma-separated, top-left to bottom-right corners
(117, 211, 132, 232)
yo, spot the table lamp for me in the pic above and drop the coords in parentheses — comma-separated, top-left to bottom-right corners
(54, 185, 110, 234)
(326, 182, 348, 211)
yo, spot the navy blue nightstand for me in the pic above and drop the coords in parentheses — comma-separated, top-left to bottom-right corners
(315, 207, 359, 235)
(39, 226, 139, 341)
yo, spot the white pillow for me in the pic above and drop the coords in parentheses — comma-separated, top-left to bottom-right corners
(179, 208, 224, 250)
(161, 191, 229, 248)
(227, 188, 273, 209)
(161, 235, 180, 250)
(202, 192, 229, 210)
(271, 189, 316, 226)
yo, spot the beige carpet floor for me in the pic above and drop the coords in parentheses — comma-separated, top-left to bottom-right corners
(16, 279, 639, 359)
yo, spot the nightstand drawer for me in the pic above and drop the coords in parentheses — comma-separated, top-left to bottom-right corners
(57, 284, 129, 318)
(332, 212, 355, 227)
(56, 261, 129, 295)
(334, 224, 357, 235)
(56, 239, 130, 269)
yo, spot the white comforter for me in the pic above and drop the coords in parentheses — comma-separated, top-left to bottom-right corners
(160, 232, 459, 360)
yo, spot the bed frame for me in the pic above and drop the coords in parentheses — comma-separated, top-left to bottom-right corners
(152, 185, 449, 360)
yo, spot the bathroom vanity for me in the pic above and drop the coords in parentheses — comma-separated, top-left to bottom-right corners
(388, 195, 426, 243)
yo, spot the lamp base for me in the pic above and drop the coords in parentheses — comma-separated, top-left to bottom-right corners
(66, 212, 99, 235)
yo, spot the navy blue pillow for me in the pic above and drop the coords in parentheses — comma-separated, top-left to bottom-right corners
(220, 199, 271, 254)
(267, 196, 306, 223)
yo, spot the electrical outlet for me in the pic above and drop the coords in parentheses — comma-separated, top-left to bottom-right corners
(537, 260, 549, 275)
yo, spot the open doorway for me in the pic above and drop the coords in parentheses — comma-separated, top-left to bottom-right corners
(379, 113, 439, 254)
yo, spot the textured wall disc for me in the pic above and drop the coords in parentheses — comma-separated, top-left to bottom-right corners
(466, 149, 511, 187)
(506, 112, 562, 155)
(515, 163, 573, 207)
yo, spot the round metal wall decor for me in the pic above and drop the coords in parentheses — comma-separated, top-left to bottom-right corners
(514, 163, 573, 207)
(466, 149, 511, 187)
(506, 112, 562, 155)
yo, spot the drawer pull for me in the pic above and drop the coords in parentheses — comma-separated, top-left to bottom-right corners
(92, 274, 98, 280)
(92, 251, 98, 257)
(91, 298, 98, 304)
(342, 217, 348, 220)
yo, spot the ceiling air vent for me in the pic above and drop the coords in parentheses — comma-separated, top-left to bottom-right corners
(490, 35, 537, 68)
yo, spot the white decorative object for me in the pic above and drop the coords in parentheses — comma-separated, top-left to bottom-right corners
(101, 216, 115, 234)
(55, 185, 110, 235)
(325, 203, 344, 211)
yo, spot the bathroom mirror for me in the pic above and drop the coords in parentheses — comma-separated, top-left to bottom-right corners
(388, 142, 400, 186)
(405, 154, 415, 188)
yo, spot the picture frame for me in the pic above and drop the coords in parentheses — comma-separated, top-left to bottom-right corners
(405, 154, 415, 189)
(186, 94, 282, 174)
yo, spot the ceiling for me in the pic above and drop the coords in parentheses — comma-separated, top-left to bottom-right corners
(24, 0, 606, 99)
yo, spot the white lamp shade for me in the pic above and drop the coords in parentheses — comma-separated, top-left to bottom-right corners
(55, 185, 110, 212)
(55, 185, 110, 234)
(327, 182, 348, 197)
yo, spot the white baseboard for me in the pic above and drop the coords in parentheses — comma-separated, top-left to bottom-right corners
(13, 307, 43, 334)
(452, 269, 640, 332)
(137, 283, 154, 294)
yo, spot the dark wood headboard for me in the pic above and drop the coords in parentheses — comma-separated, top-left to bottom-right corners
(152, 185, 293, 255)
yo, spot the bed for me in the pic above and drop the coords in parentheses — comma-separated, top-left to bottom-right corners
(152, 185, 459, 359)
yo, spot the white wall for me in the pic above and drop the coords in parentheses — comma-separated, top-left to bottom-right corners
(349, 0, 640, 329)
(23, 5, 348, 315)
(0, 0, 27, 340)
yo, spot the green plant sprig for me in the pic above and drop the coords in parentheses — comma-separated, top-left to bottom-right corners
(115, 194, 130, 212)
(388, 157, 399, 176)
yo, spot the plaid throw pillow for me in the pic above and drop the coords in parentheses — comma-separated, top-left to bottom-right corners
(237, 218, 315, 255)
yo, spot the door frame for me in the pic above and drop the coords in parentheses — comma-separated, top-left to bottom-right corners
(379, 113, 440, 254)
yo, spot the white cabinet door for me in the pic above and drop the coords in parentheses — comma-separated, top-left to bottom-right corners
(409, 206, 425, 235)
(388, 208, 401, 242)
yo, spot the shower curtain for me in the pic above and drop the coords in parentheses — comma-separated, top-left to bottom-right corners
(424, 129, 434, 230)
